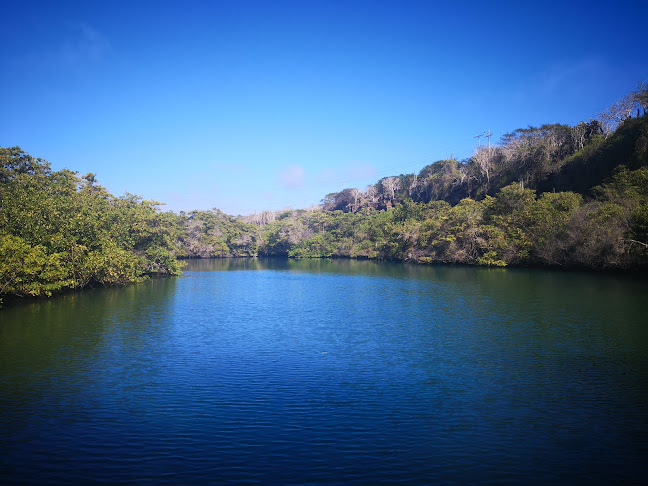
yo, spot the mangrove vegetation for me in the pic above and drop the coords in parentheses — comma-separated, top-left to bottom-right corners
(2, 83, 647, 302)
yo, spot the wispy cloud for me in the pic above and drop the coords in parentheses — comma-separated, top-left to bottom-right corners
(539, 57, 606, 94)
(277, 164, 306, 189)
(508, 56, 613, 116)
(316, 161, 378, 188)
(16, 21, 112, 74)
(59, 22, 111, 65)
(347, 161, 378, 180)
(31, 21, 112, 71)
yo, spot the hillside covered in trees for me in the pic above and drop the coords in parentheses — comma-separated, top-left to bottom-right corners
(180, 83, 648, 268)
(1, 83, 647, 302)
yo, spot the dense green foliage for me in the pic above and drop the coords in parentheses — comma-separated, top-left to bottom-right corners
(2, 84, 647, 302)
(227, 166, 645, 269)
(180, 209, 261, 258)
(0, 147, 184, 303)
(205, 114, 647, 269)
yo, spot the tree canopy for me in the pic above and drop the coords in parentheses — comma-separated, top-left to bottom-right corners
(0, 148, 184, 303)
(2, 84, 647, 303)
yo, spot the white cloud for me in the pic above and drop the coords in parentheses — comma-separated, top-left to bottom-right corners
(347, 161, 378, 180)
(277, 164, 306, 189)
(316, 161, 378, 188)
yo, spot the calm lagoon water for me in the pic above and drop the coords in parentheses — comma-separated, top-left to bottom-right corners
(1, 258, 647, 484)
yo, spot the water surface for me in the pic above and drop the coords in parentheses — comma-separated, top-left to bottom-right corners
(1, 259, 647, 484)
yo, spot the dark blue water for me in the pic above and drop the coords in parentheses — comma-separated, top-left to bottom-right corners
(1, 258, 647, 484)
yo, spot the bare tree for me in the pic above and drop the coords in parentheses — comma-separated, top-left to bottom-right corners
(261, 210, 276, 224)
(598, 82, 648, 137)
(458, 164, 467, 184)
(245, 210, 276, 226)
(598, 98, 635, 136)
(349, 188, 361, 211)
(382, 176, 401, 201)
(408, 174, 419, 197)
(571, 122, 587, 151)
(499, 125, 572, 184)
(472, 146, 494, 185)
(364, 185, 379, 208)
(631, 81, 648, 114)
(249, 212, 263, 226)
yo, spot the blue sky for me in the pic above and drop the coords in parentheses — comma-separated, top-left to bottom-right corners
(2, 0, 647, 215)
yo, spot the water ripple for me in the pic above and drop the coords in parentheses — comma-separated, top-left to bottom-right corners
(1, 260, 647, 484)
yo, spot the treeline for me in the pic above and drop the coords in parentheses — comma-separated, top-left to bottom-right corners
(258, 167, 648, 267)
(321, 85, 648, 213)
(0, 147, 185, 302)
(1, 84, 647, 302)
(182, 83, 648, 268)
(182, 165, 648, 269)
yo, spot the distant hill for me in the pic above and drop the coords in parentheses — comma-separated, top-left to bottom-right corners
(2, 84, 647, 303)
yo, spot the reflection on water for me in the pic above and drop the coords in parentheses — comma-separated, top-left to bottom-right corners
(1, 259, 647, 484)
